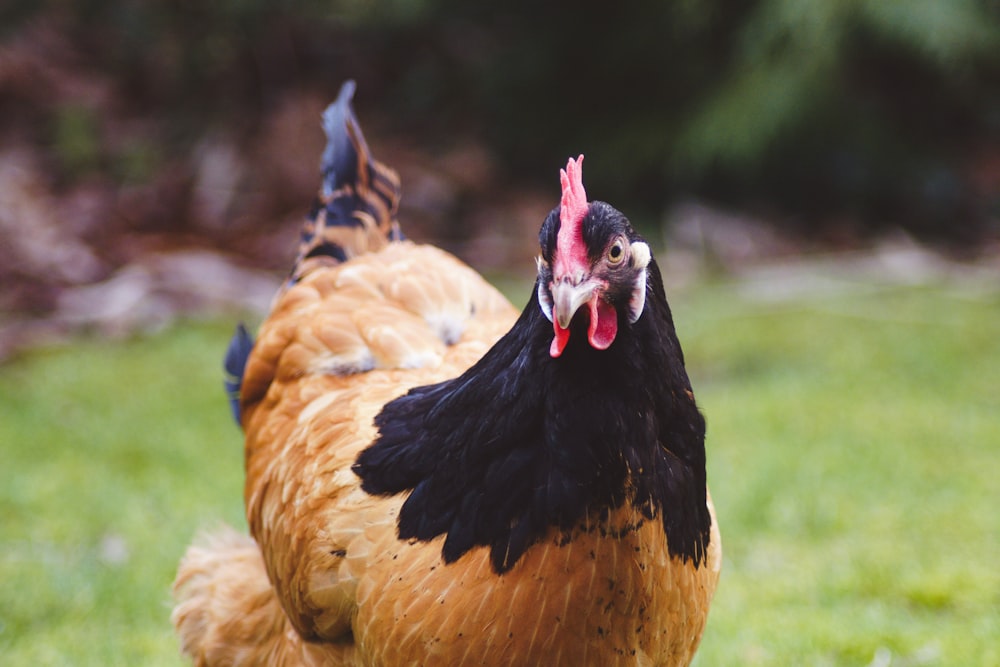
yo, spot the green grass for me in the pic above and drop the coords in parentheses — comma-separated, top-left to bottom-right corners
(1, 280, 998, 665)
(680, 282, 1000, 666)
(0, 321, 246, 666)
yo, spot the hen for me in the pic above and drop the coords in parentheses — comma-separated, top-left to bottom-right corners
(172, 81, 721, 666)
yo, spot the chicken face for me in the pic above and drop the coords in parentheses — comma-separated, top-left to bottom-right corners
(537, 156, 651, 358)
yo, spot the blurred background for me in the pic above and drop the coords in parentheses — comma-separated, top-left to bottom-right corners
(1, 1, 998, 665)
(2, 0, 1000, 350)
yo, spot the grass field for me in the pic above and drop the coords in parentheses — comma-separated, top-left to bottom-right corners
(1, 271, 997, 665)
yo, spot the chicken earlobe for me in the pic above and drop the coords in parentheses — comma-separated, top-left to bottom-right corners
(625, 240, 651, 324)
(536, 257, 555, 322)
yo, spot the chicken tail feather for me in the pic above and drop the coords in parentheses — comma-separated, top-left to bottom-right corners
(223, 323, 254, 428)
(290, 80, 402, 283)
(172, 527, 348, 666)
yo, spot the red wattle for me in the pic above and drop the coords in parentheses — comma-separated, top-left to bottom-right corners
(550, 321, 571, 358)
(588, 298, 617, 350)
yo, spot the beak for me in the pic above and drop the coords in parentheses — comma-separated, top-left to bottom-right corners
(551, 279, 597, 329)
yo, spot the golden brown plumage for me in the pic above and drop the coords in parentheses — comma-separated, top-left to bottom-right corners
(172, 82, 720, 666)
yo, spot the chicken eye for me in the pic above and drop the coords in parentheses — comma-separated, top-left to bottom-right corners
(608, 240, 626, 265)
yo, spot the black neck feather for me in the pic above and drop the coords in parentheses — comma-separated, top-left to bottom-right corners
(352, 260, 710, 573)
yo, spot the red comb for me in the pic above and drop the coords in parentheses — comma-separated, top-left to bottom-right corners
(555, 155, 588, 276)
(559, 155, 587, 227)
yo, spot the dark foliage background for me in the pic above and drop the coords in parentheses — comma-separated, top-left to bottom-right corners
(1, 0, 998, 281)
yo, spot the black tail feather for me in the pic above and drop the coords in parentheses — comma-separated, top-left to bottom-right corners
(290, 80, 402, 282)
(320, 80, 363, 199)
(224, 323, 254, 428)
